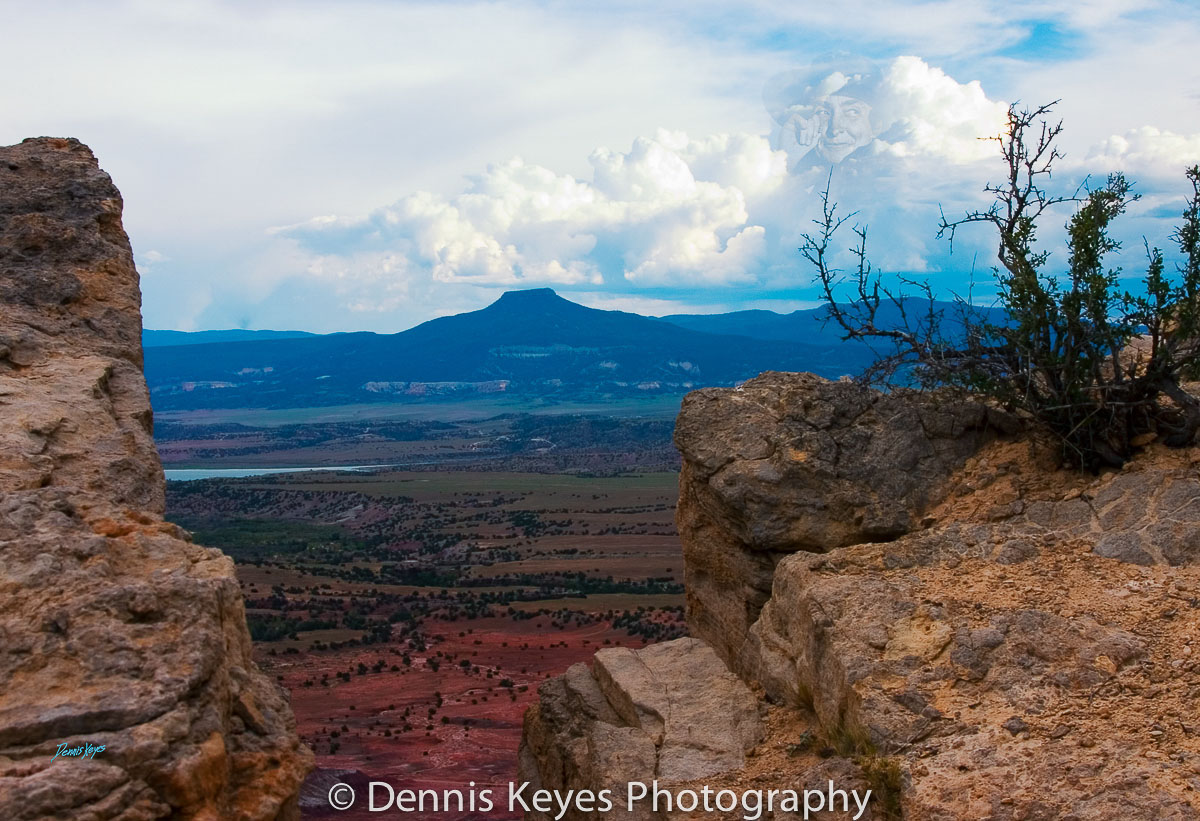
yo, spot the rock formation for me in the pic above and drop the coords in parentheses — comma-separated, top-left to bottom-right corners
(672, 372, 1017, 679)
(522, 370, 1200, 819)
(518, 639, 764, 821)
(0, 138, 311, 820)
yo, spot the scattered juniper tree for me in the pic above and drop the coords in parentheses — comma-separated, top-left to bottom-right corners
(802, 101, 1200, 470)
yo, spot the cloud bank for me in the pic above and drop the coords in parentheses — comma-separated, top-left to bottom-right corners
(10, 2, 1195, 331)
(261, 54, 1181, 326)
(249, 53, 1200, 331)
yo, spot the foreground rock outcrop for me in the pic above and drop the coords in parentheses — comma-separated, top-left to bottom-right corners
(673, 373, 1017, 678)
(522, 370, 1200, 819)
(519, 639, 764, 820)
(0, 138, 311, 819)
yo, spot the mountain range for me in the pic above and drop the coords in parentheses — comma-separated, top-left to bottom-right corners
(143, 329, 315, 347)
(143, 289, 995, 410)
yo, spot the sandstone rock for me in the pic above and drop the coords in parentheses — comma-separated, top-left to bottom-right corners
(594, 640, 763, 782)
(678, 372, 1200, 819)
(0, 138, 311, 820)
(745, 535, 1200, 817)
(518, 638, 763, 821)
(521, 371, 1200, 818)
(674, 371, 1014, 674)
(0, 139, 161, 511)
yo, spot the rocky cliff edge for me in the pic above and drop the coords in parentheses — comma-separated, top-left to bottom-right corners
(522, 371, 1200, 819)
(0, 138, 311, 820)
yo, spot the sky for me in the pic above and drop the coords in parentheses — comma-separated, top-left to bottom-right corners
(4, 0, 1200, 332)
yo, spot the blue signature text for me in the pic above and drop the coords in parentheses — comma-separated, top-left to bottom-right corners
(52, 742, 105, 761)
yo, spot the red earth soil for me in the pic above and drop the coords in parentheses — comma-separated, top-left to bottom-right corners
(264, 615, 658, 819)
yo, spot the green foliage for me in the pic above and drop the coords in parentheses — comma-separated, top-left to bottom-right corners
(857, 755, 905, 820)
(804, 101, 1200, 470)
(784, 729, 816, 757)
(246, 614, 337, 642)
(180, 517, 363, 562)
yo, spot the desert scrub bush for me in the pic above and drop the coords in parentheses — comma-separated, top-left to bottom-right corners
(804, 101, 1200, 470)
(857, 754, 905, 820)
(815, 717, 905, 819)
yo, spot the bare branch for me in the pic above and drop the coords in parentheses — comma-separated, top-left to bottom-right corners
(801, 100, 1200, 470)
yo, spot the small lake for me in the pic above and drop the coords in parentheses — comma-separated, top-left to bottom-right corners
(164, 465, 394, 482)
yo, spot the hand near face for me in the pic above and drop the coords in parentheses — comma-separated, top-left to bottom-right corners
(816, 95, 873, 163)
(780, 106, 821, 161)
(791, 111, 823, 154)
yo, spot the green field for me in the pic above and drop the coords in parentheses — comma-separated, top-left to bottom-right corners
(155, 393, 684, 427)
(267, 469, 680, 499)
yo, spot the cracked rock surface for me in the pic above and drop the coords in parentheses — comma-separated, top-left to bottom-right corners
(524, 371, 1200, 820)
(673, 371, 1015, 676)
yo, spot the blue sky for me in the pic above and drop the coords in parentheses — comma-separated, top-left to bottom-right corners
(4, 0, 1199, 332)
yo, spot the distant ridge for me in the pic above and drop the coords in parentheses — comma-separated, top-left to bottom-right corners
(146, 293, 1004, 350)
(143, 289, 871, 410)
(143, 329, 316, 347)
(659, 299, 1007, 344)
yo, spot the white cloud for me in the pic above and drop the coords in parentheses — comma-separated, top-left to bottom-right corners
(880, 57, 1010, 163)
(9, 1, 1194, 331)
(242, 56, 1033, 325)
(135, 249, 170, 274)
(281, 129, 786, 292)
(1083, 128, 1200, 180)
(571, 293, 732, 316)
(271, 56, 1026, 311)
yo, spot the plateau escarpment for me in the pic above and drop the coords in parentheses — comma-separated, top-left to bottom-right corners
(522, 371, 1200, 819)
(0, 138, 311, 819)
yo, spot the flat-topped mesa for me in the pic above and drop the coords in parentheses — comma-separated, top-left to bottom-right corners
(0, 138, 311, 820)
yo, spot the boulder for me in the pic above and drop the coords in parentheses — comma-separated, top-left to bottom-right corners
(674, 371, 1012, 674)
(518, 638, 763, 821)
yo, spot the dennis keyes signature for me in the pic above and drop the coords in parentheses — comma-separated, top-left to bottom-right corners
(53, 742, 105, 761)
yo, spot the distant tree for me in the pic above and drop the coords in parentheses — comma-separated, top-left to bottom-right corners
(802, 101, 1200, 470)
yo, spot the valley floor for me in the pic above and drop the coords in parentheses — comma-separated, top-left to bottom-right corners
(164, 439, 686, 819)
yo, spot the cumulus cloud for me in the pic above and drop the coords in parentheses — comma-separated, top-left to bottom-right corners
(149, 44, 1199, 331)
(766, 55, 1010, 170)
(8, 0, 1199, 332)
(281, 129, 787, 292)
(271, 56, 1035, 313)
(879, 57, 1010, 162)
(1083, 127, 1200, 180)
(135, 249, 170, 274)
(240, 55, 1035, 328)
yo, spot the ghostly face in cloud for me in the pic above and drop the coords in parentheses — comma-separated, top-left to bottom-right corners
(766, 60, 885, 167)
(793, 94, 874, 163)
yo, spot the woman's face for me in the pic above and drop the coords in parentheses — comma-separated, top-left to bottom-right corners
(814, 95, 873, 162)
